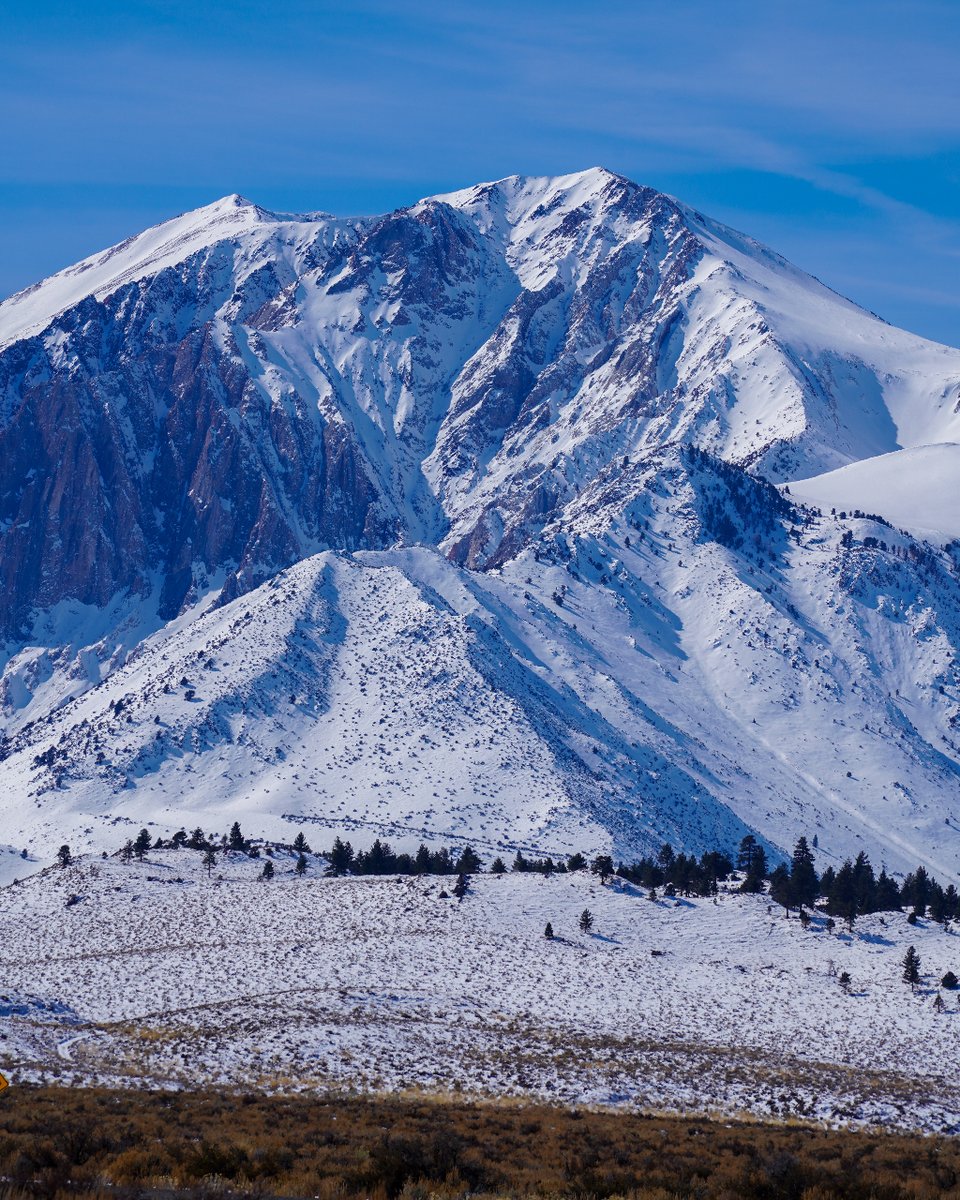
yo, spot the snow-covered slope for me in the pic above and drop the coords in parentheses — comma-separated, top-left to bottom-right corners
(790, 443, 960, 545)
(4, 853, 960, 1132)
(3, 169, 960, 876)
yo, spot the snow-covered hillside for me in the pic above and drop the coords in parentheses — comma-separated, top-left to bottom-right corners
(4, 852, 960, 1132)
(2, 169, 960, 876)
(790, 443, 960, 545)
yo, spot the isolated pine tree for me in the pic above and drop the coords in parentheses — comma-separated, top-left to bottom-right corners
(453, 872, 469, 900)
(120, 840, 134, 863)
(57, 844, 72, 868)
(839, 971, 852, 994)
(295, 852, 308, 877)
(293, 831, 310, 853)
(544, 922, 554, 939)
(579, 908, 594, 933)
(202, 848, 217, 876)
(902, 945, 921, 989)
(261, 860, 275, 881)
(134, 828, 151, 860)
(489, 857, 507, 875)
(229, 822, 246, 851)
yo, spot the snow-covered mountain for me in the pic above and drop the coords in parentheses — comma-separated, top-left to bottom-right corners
(3, 168, 960, 873)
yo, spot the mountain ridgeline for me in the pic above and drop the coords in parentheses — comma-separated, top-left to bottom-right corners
(2, 168, 960, 875)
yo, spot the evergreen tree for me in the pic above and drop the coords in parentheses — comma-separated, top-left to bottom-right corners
(172, 829, 188, 849)
(455, 845, 481, 874)
(579, 909, 594, 933)
(489, 856, 507, 875)
(591, 854, 615, 884)
(229, 822, 246, 851)
(902, 945, 921, 989)
(512, 850, 529, 873)
(544, 921, 554, 939)
(769, 864, 792, 914)
(567, 852, 587, 872)
(57, 844, 72, 868)
(453, 873, 469, 900)
(261, 860, 275, 881)
(295, 852, 308, 877)
(790, 837, 818, 908)
(328, 837, 354, 876)
(202, 848, 217, 876)
(133, 828, 151, 860)
(737, 835, 767, 892)
(187, 827, 206, 850)
(120, 840, 134, 863)
(293, 831, 310, 854)
(839, 971, 852, 994)
(934, 992, 946, 1013)
(941, 971, 958, 990)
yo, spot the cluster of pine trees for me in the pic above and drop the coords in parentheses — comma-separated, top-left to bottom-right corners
(763, 836, 960, 925)
(326, 837, 481, 877)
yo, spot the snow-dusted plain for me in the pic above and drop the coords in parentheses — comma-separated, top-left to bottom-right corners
(3, 850, 960, 1133)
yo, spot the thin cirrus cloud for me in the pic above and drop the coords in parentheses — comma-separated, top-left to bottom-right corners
(0, 0, 957, 344)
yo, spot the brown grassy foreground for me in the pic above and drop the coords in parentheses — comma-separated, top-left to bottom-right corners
(1, 1085, 959, 1200)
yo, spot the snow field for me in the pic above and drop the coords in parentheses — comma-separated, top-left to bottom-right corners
(3, 851, 960, 1133)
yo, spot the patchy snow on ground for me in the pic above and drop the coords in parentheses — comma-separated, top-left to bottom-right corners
(2, 850, 959, 1133)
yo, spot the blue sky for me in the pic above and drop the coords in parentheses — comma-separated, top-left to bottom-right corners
(2, 0, 958, 345)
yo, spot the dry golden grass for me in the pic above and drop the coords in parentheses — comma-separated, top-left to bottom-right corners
(0, 1084, 958, 1200)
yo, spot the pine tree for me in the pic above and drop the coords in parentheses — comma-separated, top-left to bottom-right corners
(489, 856, 507, 875)
(187, 827, 206, 850)
(293, 831, 310, 853)
(295, 852, 308, 877)
(328, 837, 354, 876)
(453, 873, 469, 900)
(544, 922, 554, 939)
(790, 837, 818, 908)
(120, 840, 134, 863)
(261, 860, 275, 881)
(455, 845, 481, 874)
(737, 835, 767, 892)
(229, 822, 246, 851)
(591, 855, 614, 884)
(567, 853, 587, 872)
(579, 908, 594, 933)
(57, 844, 72, 868)
(133, 828, 151, 860)
(769, 864, 793, 914)
(902, 945, 921, 989)
(172, 829, 188, 849)
(839, 971, 852, 994)
(202, 848, 217, 876)
(934, 992, 946, 1013)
